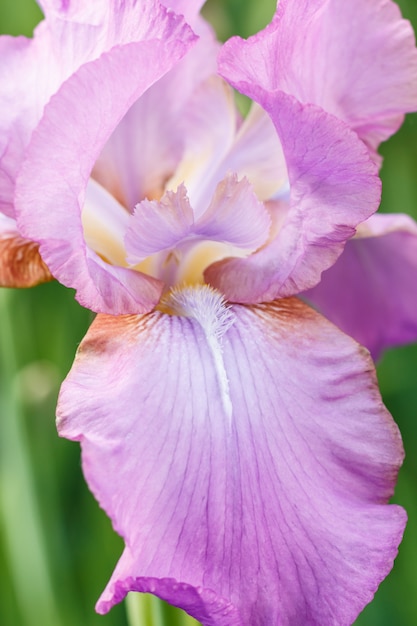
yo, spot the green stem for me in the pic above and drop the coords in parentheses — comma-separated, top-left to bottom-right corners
(126, 593, 165, 626)
(0, 289, 61, 626)
(126, 592, 201, 626)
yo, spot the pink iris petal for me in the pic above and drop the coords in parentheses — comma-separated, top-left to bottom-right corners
(0, 213, 52, 287)
(0, 35, 43, 218)
(57, 295, 405, 625)
(126, 184, 194, 262)
(194, 174, 271, 248)
(217, 103, 288, 202)
(205, 91, 381, 302)
(219, 0, 417, 152)
(169, 86, 287, 214)
(161, 0, 206, 19)
(93, 33, 219, 210)
(15, 21, 196, 314)
(304, 213, 417, 360)
(82, 179, 130, 267)
(1, 0, 195, 218)
(125, 174, 271, 265)
(39, 0, 192, 44)
(166, 76, 239, 215)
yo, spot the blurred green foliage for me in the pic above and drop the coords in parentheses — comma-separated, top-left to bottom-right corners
(0, 1, 417, 625)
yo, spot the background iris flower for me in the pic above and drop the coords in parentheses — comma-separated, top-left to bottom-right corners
(1, 1, 417, 625)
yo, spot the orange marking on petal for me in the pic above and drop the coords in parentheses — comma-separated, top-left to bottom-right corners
(0, 235, 53, 288)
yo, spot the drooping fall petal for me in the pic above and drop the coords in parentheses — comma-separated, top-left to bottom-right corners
(304, 213, 417, 359)
(57, 293, 405, 626)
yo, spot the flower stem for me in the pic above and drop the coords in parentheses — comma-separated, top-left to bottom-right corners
(126, 592, 201, 626)
(0, 289, 61, 626)
(126, 593, 165, 626)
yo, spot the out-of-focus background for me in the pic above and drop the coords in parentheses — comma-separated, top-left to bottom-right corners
(0, 0, 416, 625)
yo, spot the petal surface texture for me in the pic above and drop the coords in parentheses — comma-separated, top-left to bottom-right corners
(218, 0, 417, 151)
(304, 213, 417, 359)
(57, 295, 405, 626)
(92, 34, 219, 211)
(1, 0, 197, 217)
(205, 92, 381, 302)
(15, 6, 196, 314)
(126, 175, 270, 262)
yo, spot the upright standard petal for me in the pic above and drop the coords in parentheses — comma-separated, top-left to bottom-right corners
(160, 0, 206, 20)
(219, 0, 417, 151)
(304, 213, 417, 359)
(93, 30, 219, 210)
(0, 35, 41, 218)
(205, 92, 381, 302)
(0, 0, 195, 218)
(166, 83, 288, 213)
(16, 18, 196, 314)
(57, 293, 405, 626)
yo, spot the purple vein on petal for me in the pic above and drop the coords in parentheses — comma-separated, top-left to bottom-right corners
(57, 297, 405, 624)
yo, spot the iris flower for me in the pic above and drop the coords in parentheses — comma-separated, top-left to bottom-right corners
(1, 0, 417, 624)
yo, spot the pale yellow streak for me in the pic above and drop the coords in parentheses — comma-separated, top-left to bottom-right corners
(82, 210, 128, 267)
(177, 240, 249, 286)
